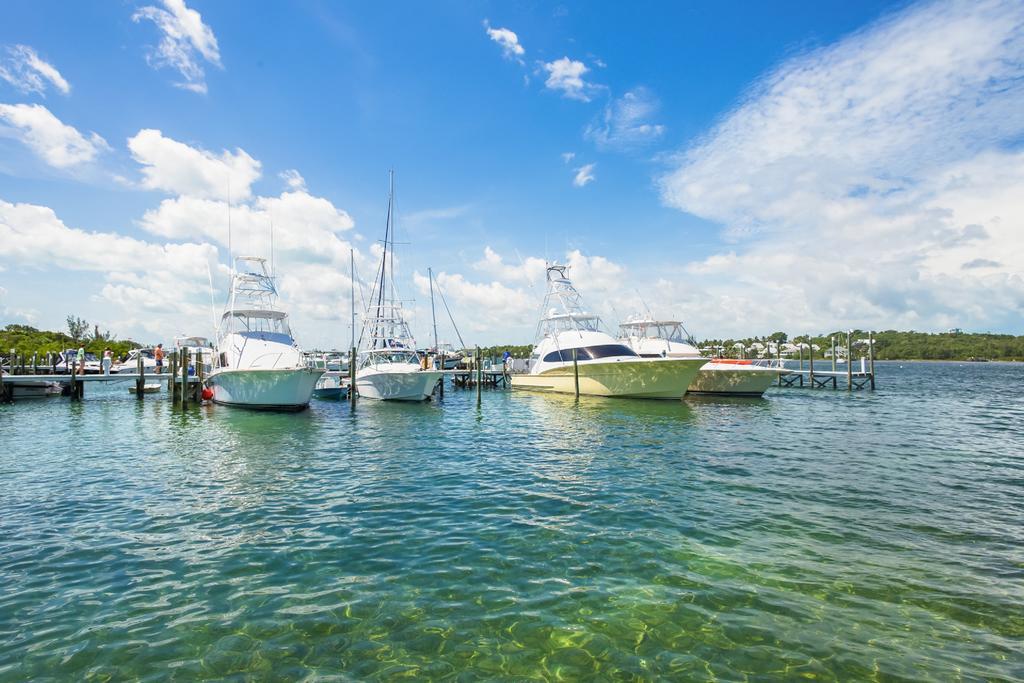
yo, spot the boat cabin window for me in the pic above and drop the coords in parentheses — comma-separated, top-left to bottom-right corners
(542, 344, 638, 363)
(227, 311, 292, 337)
(363, 350, 419, 365)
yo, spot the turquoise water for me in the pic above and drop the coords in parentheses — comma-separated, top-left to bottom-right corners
(1, 362, 1021, 680)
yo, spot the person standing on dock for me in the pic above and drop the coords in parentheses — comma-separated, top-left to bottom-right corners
(76, 345, 85, 373)
(102, 348, 113, 375)
(154, 344, 164, 374)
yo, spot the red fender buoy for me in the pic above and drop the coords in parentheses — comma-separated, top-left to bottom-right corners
(201, 387, 214, 401)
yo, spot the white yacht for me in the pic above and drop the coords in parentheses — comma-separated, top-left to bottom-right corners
(511, 265, 706, 399)
(354, 174, 443, 401)
(618, 316, 780, 397)
(206, 256, 322, 410)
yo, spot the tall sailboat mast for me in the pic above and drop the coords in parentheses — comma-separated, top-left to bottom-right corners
(429, 267, 438, 350)
(350, 248, 355, 350)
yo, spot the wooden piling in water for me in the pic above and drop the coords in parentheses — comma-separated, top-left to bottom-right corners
(349, 346, 357, 409)
(168, 352, 177, 402)
(573, 348, 580, 399)
(31, 353, 38, 375)
(868, 331, 876, 390)
(808, 340, 815, 388)
(136, 352, 144, 399)
(475, 347, 482, 407)
(180, 348, 189, 409)
(0, 355, 7, 403)
(846, 331, 853, 392)
(438, 353, 444, 398)
(8, 349, 15, 377)
(777, 342, 783, 386)
(70, 360, 81, 400)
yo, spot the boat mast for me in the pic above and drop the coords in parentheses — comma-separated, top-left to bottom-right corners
(350, 248, 355, 350)
(429, 267, 438, 350)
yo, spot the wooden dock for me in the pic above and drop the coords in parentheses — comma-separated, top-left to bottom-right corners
(775, 330, 876, 391)
(1, 348, 206, 405)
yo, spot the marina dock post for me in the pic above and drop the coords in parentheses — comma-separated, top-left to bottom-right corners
(438, 353, 444, 398)
(475, 347, 482, 407)
(168, 352, 177, 402)
(196, 349, 204, 396)
(831, 336, 836, 372)
(0, 355, 7, 403)
(349, 346, 356, 409)
(70, 360, 80, 400)
(777, 343, 783, 386)
(808, 340, 815, 387)
(846, 331, 853, 391)
(9, 349, 14, 376)
(573, 348, 580, 399)
(869, 332, 876, 390)
(180, 348, 189, 409)
(31, 353, 37, 375)
(798, 344, 804, 371)
(136, 353, 144, 399)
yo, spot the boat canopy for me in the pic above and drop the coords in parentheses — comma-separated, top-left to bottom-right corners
(619, 319, 691, 344)
(222, 309, 291, 336)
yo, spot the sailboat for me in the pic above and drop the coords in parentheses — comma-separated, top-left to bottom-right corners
(354, 173, 443, 401)
(207, 256, 323, 410)
(512, 265, 707, 398)
(618, 315, 780, 397)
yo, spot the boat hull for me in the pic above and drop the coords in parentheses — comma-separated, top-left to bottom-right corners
(356, 368, 443, 401)
(511, 358, 706, 399)
(207, 367, 322, 410)
(9, 381, 63, 399)
(687, 362, 779, 397)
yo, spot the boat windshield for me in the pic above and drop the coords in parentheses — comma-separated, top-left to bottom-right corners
(363, 350, 419, 365)
(622, 321, 688, 343)
(225, 310, 292, 337)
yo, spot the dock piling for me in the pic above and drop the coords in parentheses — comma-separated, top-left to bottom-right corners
(180, 348, 189, 409)
(475, 347, 482, 407)
(136, 352, 144, 399)
(869, 331, 876, 390)
(846, 331, 853, 392)
(438, 353, 444, 398)
(573, 347, 580, 399)
(349, 346, 356, 409)
(169, 352, 177, 402)
(808, 339, 815, 388)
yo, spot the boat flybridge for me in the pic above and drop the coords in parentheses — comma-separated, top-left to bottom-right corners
(206, 256, 322, 410)
(355, 173, 443, 401)
(618, 315, 780, 397)
(511, 265, 707, 398)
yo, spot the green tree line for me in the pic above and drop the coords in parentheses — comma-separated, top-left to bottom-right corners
(1, 319, 142, 361)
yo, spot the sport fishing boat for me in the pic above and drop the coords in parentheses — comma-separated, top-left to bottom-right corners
(206, 256, 322, 410)
(355, 173, 443, 401)
(618, 316, 780, 397)
(511, 265, 706, 398)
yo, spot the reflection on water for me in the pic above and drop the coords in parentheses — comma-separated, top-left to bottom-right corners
(0, 361, 1021, 680)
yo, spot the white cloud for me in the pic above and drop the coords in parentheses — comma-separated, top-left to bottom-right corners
(586, 87, 665, 149)
(572, 163, 595, 187)
(0, 104, 107, 168)
(133, 0, 222, 94)
(484, 21, 525, 63)
(279, 168, 306, 191)
(659, 0, 1024, 335)
(561, 152, 575, 164)
(541, 57, 598, 101)
(0, 45, 70, 95)
(127, 128, 261, 200)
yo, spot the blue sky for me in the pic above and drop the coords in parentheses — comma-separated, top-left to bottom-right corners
(1, 0, 1021, 347)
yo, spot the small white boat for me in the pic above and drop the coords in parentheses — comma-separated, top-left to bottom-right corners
(354, 173, 443, 401)
(129, 383, 161, 394)
(619, 317, 779, 397)
(207, 257, 323, 410)
(512, 265, 706, 399)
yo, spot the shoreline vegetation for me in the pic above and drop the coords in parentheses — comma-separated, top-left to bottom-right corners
(2, 323, 1023, 364)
